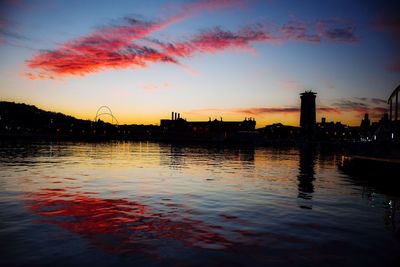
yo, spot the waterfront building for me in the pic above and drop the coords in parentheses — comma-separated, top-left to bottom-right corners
(160, 112, 257, 142)
(300, 91, 317, 139)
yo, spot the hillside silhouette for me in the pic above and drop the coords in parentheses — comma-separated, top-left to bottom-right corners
(0, 101, 158, 139)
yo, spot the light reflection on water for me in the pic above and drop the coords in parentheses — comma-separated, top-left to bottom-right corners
(0, 141, 399, 266)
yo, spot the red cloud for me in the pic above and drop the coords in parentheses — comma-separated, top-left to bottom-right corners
(161, 25, 272, 57)
(26, 189, 234, 253)
(25, 1, 358, 79)
(26, 18, 181, 78)
(27, 43, 178, 78)
(26, 23, 272, 79)
(26, 1, 245, 79)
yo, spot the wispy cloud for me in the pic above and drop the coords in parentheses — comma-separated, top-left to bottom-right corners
(354, 97, 387, 105)
(25, 0, 358, 79)
(188, 96, 387, 120)
(0, 18, 30, 45)
(238, 106, 341, 115)
(280, 18, 357, 43)
(234, 107, 300, 115)
(26, 0, 243, 79)
(189, 106, 341, 116)
(26, 17, 179, 79)
(140, 82, 174, 92)
(316, 19, 357, 43)
(160, 24, 272, 57)
(281, 20, 320, 43)
(333, 97, 388, 118)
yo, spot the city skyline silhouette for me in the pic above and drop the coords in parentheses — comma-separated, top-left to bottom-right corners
(1, 0, 398, 127)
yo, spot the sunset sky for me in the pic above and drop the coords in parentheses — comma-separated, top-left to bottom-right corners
(0, 0, 399, 127)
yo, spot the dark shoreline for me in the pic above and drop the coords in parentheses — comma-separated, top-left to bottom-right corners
(2, 132, 399, 156)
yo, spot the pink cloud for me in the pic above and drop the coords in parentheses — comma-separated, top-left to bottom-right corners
(23, 72, 54, 80)
(25, 16, 182, 79)
(25, 0, 358, 79)
(161, 25, 272, 58)
(25, 1, 245, 79)
(141, 82, 174, 92)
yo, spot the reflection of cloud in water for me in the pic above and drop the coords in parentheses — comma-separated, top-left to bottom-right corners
(25, 188, 233, 255)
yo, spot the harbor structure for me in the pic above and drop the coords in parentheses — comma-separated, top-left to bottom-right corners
(160, 112, 257, 142)
(300, 91, 317, 139)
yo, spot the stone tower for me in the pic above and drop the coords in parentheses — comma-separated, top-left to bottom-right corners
(300, 91, 317, 138)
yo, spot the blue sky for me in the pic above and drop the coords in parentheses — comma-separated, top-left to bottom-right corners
(0, 0, 399, 126)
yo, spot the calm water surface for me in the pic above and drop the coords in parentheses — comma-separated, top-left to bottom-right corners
(1, 141, 399, 266)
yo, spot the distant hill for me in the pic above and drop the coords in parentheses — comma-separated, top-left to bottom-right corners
(0, 101, 159, 139)
(0, 101, 90, 132)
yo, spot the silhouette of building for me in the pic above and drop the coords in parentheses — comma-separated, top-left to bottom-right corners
(360, 113, 370, 129)
(261, 123, 300, 142)
(300, 91, 317, 138)
(388, 84, 399, 122)
(359, 113, 371, 139)
(387, 85, 400, 143)
(316, 117, 356, 141)
(160, 112, 257, 142)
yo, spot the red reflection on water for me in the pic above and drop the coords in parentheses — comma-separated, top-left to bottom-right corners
(26, 189, 232, 255)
